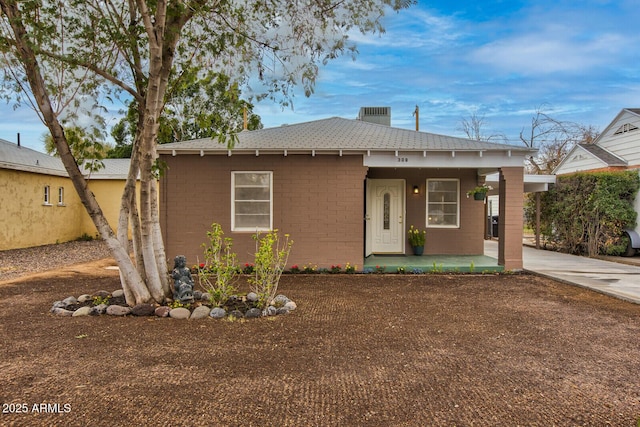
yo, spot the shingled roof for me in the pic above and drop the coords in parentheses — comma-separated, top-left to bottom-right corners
(158, 117, 533, 154)
(0, 138, 130, 179)
(578, 143, 627, 167)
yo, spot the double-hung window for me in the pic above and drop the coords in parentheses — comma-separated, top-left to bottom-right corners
(58, 187, 65, 206)
(426, 179, 459, 227)
(232, 171, 272, 231)
(43, 185, 51, 205)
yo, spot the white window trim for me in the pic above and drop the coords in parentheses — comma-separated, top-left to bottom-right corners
(57, 186, 65, 206)
(231, 171, 273, 232)
(426, 178, 460, 228)
(43, 185, 52, 206)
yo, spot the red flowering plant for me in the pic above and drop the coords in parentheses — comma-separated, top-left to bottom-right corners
(289, 264, 301, 274)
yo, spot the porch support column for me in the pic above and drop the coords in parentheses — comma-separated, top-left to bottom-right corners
(498, 167, 524, 270)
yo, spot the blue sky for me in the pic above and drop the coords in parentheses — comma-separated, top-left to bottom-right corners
(3, 0, 640, 152)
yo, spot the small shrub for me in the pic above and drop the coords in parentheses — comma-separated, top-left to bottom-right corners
(92, 295, 110, 306)
(345, 263, 356, 274)
(198, 223, 238, 307)
(289, 264, 301, 274)
(249, 229, 293, 309)
(330, 264, 342, 274)
(303, 264, 317, 274)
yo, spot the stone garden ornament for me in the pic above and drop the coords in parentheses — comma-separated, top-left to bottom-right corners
(172, 255, 195, 304)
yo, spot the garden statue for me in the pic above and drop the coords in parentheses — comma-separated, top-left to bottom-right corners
(172, 255, 195, 304)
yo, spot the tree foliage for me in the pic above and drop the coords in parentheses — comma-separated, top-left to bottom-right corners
(0, 0, 413, 305)
(526, 171, 640, 256)
(108, 71, 262, 158)
(519, 105, 599, 174)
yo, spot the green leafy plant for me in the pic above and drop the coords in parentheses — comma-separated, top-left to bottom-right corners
(345, 262, 356, 274)
(249, 229, 293, 309)
(466, 184, 492, 198)
(303, 263, 317, 274)
(526, 171, 640, 256)
(330, 264, 342, 273)
(198, 223, 238, 307)
(289, 264, 301, 274)
(408, 225, 426, 247)
(168, 300, 190, 309)
(92, 295, 110, 306)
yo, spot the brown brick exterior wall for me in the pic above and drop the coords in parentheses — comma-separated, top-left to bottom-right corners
(160, 153, 499, 268)
(368, 168, 486, 255)
(160, 154, 368, 269)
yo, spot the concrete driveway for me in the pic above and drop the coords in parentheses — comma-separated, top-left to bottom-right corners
(485, 240, 640, 304)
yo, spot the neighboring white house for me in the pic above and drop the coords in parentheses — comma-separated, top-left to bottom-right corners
(553, 108, 640, 254)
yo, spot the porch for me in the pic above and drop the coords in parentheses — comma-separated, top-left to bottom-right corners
(363, 252, 503, 273)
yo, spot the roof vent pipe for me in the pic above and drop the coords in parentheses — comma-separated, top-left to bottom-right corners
(17, 132, 20, 147)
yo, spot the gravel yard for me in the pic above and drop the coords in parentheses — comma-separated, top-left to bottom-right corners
(0, 240, 112, 282)
(1, 242, 640, 426)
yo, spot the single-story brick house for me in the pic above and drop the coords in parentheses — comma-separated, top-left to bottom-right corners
(158, 107, 535, 270)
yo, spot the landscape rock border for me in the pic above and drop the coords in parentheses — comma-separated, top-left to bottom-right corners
(50, 289, 296, 320)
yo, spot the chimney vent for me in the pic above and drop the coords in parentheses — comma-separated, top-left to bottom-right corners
(358, 106, 391, 126)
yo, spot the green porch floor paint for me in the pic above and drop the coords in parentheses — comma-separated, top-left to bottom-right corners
(363, 254, 504, 273)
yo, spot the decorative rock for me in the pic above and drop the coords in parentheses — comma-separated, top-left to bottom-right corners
(200, 292, 212, 302)
(245, 308, 262, 318)
(94, 290, 110, 298)
(272, 294, 290, 307)
(284, 301, 297, 311)
(72, 306, 92, 317)
(155, 306, 171, 318)
(263, 306, 277, 316)
(229, 309, 244, 319)
(51, 307, 74, 317)
(169, 307, 191, 319)
(193, 290, 203, 300)
(209, 307, 226, 319)
(90, 304, 108, 315)
(190, 305, 211, 320)
(77, 294, 93, 303)
(246, 292, 259, 302)
(131, 303, 155, 316)
(112, 289, 124, 298)
(276, 307, 290, 315)
(62, 296, 78, 307)
(51, 301, 66, 310)
(106, 305, 131, 316)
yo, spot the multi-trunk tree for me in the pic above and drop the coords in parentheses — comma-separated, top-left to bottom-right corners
(0, 0, 413, 305)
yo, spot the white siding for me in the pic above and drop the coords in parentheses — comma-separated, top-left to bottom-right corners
(554, 146, 607, 175)
(598, 110, 640, 166)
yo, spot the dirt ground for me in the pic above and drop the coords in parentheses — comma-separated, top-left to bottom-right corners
(1, 259, 639, 426)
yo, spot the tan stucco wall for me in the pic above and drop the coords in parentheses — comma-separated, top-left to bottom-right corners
(0, 169, 85, 249)
(0, 169, 133, 250)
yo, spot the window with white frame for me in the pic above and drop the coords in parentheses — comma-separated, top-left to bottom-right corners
(231, 171, 272, 231)
(426, 179, 459, 227)
(58, 187, 65, 205)
(43, 185, 51, 205)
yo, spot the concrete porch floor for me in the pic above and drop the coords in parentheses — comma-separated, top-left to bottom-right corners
(363, 251, 503, 273)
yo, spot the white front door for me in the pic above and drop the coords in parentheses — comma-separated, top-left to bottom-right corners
(366, 179, 405, 254)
